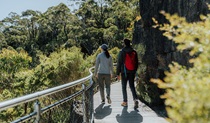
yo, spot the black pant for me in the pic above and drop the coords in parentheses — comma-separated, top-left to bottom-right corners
(121, 72, 138, 102)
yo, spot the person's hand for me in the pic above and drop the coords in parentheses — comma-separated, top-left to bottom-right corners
(135, 73, 139, 82)
(135, 76, 139, 82)
(111, 74, 113, 78)
(95, 74, 98, 79)
(117, 75, 120, 81)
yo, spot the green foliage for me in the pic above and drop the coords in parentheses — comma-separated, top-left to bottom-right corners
(0, 32, 7, 49)
(133, 43, 146, 78)
(16, 46, 89, 93)
(0, 48, 32, 122)
(152, 13, 210, 122)
(0, 48, 31, 74)
(71, 0, 139, 50)
(1, 3, 80, 65)
(0, 1, 140, 121)
(109, 47, 121, 63)
(0, 48, 32, 93)
(0, 47, 90, 122)
(1, 1, 139, 56)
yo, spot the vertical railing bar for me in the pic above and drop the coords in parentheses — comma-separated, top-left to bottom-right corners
(90, 78, 94, 123)
(34, 100, 41, 123)
(82, 84, 87, 123)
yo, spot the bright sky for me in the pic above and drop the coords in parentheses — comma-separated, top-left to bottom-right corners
(0, 0, 76, 20)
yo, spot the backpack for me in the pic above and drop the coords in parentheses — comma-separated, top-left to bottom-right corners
(123, 50, 137, 70)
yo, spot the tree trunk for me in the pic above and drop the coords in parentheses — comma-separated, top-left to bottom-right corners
(133, 0, 209, 106)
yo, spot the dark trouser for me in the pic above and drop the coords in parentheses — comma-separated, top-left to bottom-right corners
(121, 72, 137, 102)
(98, 74, 111, 101)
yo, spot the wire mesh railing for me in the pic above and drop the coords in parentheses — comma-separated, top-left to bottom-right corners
(0, 67, 95, 123)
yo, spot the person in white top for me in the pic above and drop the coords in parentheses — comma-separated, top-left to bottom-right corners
(94, 44, 114, 104)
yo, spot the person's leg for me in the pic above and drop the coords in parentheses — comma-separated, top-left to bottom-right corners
(121, 73, 128, 102)
(104, 74, 111, 104)
(98, 74, 105, 103)
(127, 73, 138, 100)
(128, 73, 139, 108)
(104, 74, 111, 97)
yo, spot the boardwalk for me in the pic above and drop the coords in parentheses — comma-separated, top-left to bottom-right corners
(93, 82, 169, 123)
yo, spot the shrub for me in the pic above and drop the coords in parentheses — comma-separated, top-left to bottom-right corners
(151, 13, 210, 123)
(0, 46, 90, 122)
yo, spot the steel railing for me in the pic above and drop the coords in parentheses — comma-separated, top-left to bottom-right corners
(0, 67, 95, 123)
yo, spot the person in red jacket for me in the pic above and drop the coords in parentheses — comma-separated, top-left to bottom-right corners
(116, 39, 139, 109)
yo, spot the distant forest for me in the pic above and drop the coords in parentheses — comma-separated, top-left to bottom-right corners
(0, 1, 139, 121)
(0, 0, 139, 100)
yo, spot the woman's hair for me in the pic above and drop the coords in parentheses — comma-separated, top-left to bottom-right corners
(104, 49, 110, 58)
(100, 44, 110, 58)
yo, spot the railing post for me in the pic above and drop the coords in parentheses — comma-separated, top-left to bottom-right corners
(90, 79, 94, 123)
(82, 84, 87, 123)
(34, 100, 41, 123)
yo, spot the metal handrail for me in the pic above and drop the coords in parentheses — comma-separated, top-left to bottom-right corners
(0, 66, 95, 123)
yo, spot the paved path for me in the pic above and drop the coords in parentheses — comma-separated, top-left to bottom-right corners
(93, 82, 169, 123)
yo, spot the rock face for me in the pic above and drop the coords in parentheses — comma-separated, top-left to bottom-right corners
(133, 0, 209, 106)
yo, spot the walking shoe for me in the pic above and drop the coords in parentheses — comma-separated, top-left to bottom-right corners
(121, 102, 128, 107)
(134, 100, 139, 109)
(107, 97, 112, 104)
(101, 100, 105, 104)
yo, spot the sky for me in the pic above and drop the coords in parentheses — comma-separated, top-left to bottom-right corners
(0, 0, 76, 20)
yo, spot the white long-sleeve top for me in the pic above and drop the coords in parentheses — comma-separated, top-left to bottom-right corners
(94, 52, 113, 75)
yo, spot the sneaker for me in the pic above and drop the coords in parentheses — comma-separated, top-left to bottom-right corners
(107, 97, 112, 104)
(101, 100, 105, 104)
(121, 102, 128, 107)
(134, 100, 139, 109)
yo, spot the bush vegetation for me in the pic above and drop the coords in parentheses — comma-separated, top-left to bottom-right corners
(151, 12, 210, 122)
(0, 46, 93, 122)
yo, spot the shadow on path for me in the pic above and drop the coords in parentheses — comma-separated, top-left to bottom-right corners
(94, 103, 112, 119)
(116, 107, 143, 123)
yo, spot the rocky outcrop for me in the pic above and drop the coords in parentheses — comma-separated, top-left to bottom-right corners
(133, 0, 209, 106)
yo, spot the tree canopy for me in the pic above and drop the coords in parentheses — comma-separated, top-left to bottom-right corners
(0, 1, 139, 121)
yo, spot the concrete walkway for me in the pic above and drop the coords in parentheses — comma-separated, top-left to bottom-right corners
(93, 82, 169, 123)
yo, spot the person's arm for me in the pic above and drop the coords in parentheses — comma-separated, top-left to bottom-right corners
(110, 56, 114, 78)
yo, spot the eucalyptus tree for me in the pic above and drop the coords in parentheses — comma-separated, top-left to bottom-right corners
(106, 0, 139, 45)
(0, 31, 6, 49)
(1, 10, 39, 55)
(70, 0, 139, 53)
(19, 10, 42, 66)
(1, 12, 29, 50)
(0, 20, 7, 49)
(21, 10, 40, 41)
(73, 0, 104, 53)
(19, 3, 80, 64)
(37, 3, 79, 55)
